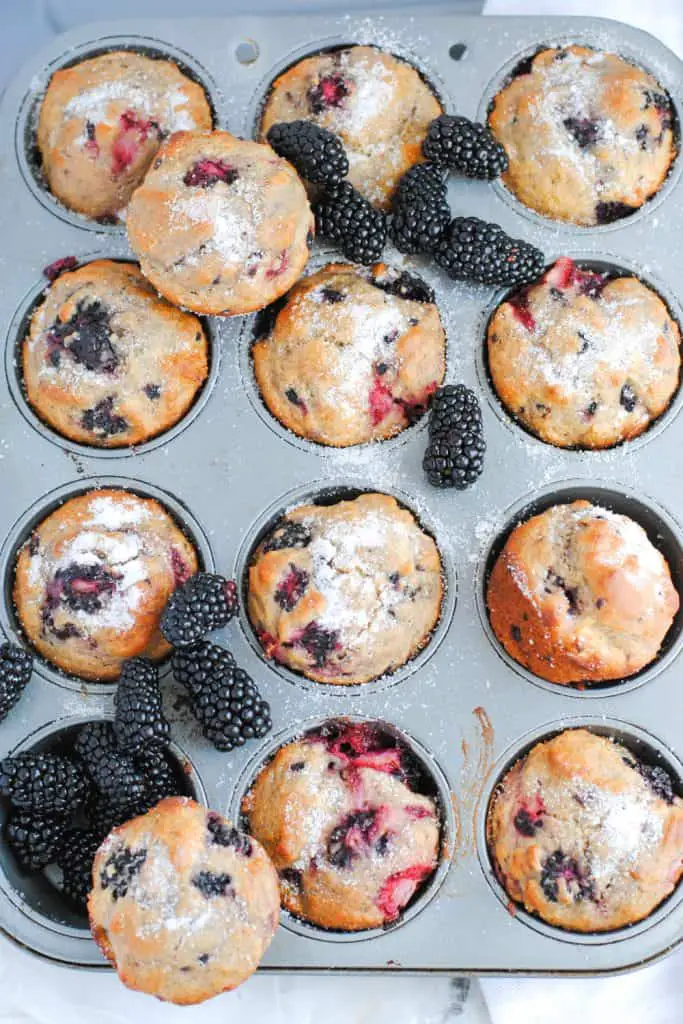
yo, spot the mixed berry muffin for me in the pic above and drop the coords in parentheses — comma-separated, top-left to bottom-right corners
(14, 488, 199, 681)
(37, 51, 213, 221)
(23, 260, 209, 448)
(488, 46, 676, 226)
(486, 500, 679, 685)
(487, 728, 683, 932)
(260, 45, 442, 209)
(89, 798, 279, 1004)
(252, 263, 445, 446)
(248, 493, 443, 685)
(126, 130, 314, 315)
(487, 258, 681, 449)
(242, 721, 441, 931)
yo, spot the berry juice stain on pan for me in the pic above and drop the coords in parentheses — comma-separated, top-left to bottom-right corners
(0, 10, 683, 976)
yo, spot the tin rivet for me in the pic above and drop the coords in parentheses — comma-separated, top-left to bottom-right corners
(235, 40, 260, 65)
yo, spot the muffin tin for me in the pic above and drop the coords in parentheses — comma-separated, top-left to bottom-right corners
(0, 11, 681, 975)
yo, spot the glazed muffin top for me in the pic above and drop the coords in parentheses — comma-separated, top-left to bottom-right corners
(37, 50, 213, 221)
(488, 728, 683, 931)
(252, 263, 446, 446)
(22, 259, 209, 448)
(126, 130, 314, 316)
(489, 46, 676, 225)
(487, 257, 681, 449)
(486, 500, 680, 685)
(260, 45, 442, 208)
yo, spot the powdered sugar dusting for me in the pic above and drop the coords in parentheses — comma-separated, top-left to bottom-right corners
(62, 77, 200, 135)
(572, 778, 663, 882)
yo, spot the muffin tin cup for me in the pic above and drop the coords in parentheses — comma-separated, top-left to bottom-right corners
(475, 716, 683, 946)
(1, 10, 683, 976)
(229, 714, 455, 944)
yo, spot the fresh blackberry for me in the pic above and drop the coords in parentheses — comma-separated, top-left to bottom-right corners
(135, 747, 182, 807)
(390, 194, 450, 254)
(172, 641, 236, 696)
(86, 792, 129, 840)
(57, 829, 101, 908)
(189, 665, 271, 752)
(0, 642, 32, 722)
(434, 217, 544, 286)
(161, 573, 239, 648)
(267, 120, 349, 185)
(314, 182, 387, 264)
(6, 811, 66, 872)
(423, 384, 486, 489)
(113, 658, 169, 754)
(74, 722, 146, 810)
(394, 163, 447, 204)
(0, 753, 89, 816)
(423, 114, 509, 178)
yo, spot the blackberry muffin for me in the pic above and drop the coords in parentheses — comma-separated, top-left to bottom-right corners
(14, 488, 199, 681)
(89, 798, 279, 1004)
(487, 729, 683, 932)
(126, 130, 314, 315)
(37, 51, 212, 221)
(487, 500, 679, 685)
(242, 721, 440, 931)
(23, 260, 209, 448)
(252, 263, 446, 446)
(487, 258, 681, 448)
(488, 46, 676, 226)
(260, 45, 442, 209)
(248, 493, 443, 685)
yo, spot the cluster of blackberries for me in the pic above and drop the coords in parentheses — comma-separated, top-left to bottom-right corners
(161, 573, 272, 753)
(0, 642, 33, 724)
(1, 662, 180, 910)
(267, 113, 543, 286)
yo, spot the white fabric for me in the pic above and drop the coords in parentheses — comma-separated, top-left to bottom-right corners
(480, 0, 683, 1021)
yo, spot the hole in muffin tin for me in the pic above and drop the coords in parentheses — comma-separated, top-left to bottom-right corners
(230, 714, 454, 943)
(477, 255, 683, 454)
(15, 35, 221, 232)
(234, 479, 456, 697)
(476, 716, 683, 946)
(239, 249, 448, 455)
(0, 714, 205, 957)
(0, 477, 214, 694)
(235, 40, 260, 66)
(5, 254, 221, 459)
(246, 36, 447, 154)
(475, 480, 683, 697)
(449, 43, 468, 62)
(476, 39, 682, 232)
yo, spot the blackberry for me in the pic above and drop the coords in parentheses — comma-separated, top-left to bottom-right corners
(423, 384, 486, 489)
(434, 217, 545, 286)
(314, 182, 387, 264)
(161, 573, 239, 648)
(423, 114, 509, 178)
(206, 813, 253, 857)
(172, 641, 236, 696)
(6, 811, 66, 872)
(267, 120, 348, 185)
(74, 722, 146, 810)
(263, 520, 311, 554)
(0, 642, 32, 723)
(113, 658, 169, 754)
(86, 792, 129, 840)
(189, 665, 271, 752)
(100, 845, 147, 900)
(0, 753, 89, 816)
(394, 163, 447, 203)
(390, 166, 450, 254)
(135, 747, 182, 807)
(57, 829, 101, 908)
(192, 870, 234, 899)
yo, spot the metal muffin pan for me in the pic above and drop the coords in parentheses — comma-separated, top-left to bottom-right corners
(0, 10, 681, 975)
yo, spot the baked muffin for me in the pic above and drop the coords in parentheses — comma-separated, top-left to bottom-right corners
(252, 263, 445, 446)
(260, 45, 442, 209)
(37, 51, 212, 221)
(242, 720, 440, 931)
(486, 500, 679, 685)
(126, 130, 314, 315)
(89, 798, 279, 1004)
(488, 46, 676, 226)
(22, 260, 209, 448)
(487, 257, 681, 448)
(248, 493, 442, 685)
(487, 728, 683, 932)
(14, 488, 199, 681)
